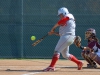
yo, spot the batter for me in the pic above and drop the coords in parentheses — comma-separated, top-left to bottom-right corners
(43, 7, 83, 71)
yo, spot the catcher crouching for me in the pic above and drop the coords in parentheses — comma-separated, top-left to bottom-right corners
(74, 28, 100, 68)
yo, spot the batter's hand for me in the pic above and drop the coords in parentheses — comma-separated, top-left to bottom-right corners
(48, 31, 55, 35)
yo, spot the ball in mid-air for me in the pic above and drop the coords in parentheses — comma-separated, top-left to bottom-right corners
(31, 36, 36, 41)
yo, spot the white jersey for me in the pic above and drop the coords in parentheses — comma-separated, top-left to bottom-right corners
(55, 13, 76, 59)
(59, 13, 76, 36)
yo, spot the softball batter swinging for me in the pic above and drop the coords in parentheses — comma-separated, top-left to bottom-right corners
(43, 7, 83, 72)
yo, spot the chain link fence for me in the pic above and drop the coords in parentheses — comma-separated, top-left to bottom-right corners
(0, 0, 100, 59)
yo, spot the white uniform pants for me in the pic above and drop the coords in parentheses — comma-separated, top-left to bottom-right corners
(55, 34, 75, 59)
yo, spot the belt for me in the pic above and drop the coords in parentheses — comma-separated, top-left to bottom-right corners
(60, 33, 75, 36)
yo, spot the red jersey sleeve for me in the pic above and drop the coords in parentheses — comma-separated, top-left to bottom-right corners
(57, 17, 69, 26)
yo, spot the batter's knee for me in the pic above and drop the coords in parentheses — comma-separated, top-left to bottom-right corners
(61, 52, 70, 59)
(54, 51, 60, 55)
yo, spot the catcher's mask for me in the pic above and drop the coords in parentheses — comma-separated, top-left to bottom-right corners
(85, 28, 96, 40)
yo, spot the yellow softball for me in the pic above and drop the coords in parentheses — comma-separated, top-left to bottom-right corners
(31, 36, 36, 41)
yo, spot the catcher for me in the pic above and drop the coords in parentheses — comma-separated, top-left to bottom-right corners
(74, 28, 100, 68)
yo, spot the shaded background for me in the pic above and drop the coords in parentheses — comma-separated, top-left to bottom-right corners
(0, 0, 100, 59)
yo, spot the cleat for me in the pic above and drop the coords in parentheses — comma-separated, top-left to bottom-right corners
(93, 64, 97, 68)
(87, 64, 93, 68)
(87, 64, 97, 68)
(43, 67, 55, 72)
(77, 61, 83, 70)
(87, 64, 92, 68)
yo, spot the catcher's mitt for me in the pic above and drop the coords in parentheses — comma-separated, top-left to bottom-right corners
(74, 36, 81, 47)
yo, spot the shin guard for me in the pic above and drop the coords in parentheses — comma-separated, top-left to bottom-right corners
(90, 53, 100, 65)
(81, 51, 95, 65)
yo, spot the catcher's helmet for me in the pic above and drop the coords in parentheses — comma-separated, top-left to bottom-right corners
(58, 7, 69, 16)
(85, 28, 96, 39)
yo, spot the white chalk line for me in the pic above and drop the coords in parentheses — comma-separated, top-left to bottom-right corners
(22, 72, 42, 75)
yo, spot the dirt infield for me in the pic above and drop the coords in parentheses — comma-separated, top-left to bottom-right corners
(0, 59, 100, 75)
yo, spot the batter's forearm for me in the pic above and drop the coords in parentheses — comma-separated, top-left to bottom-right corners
(50, 23, 59, 32)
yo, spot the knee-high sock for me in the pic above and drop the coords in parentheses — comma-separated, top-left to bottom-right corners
(49, 54, 60, 67)
(69, 54, 80, 65)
